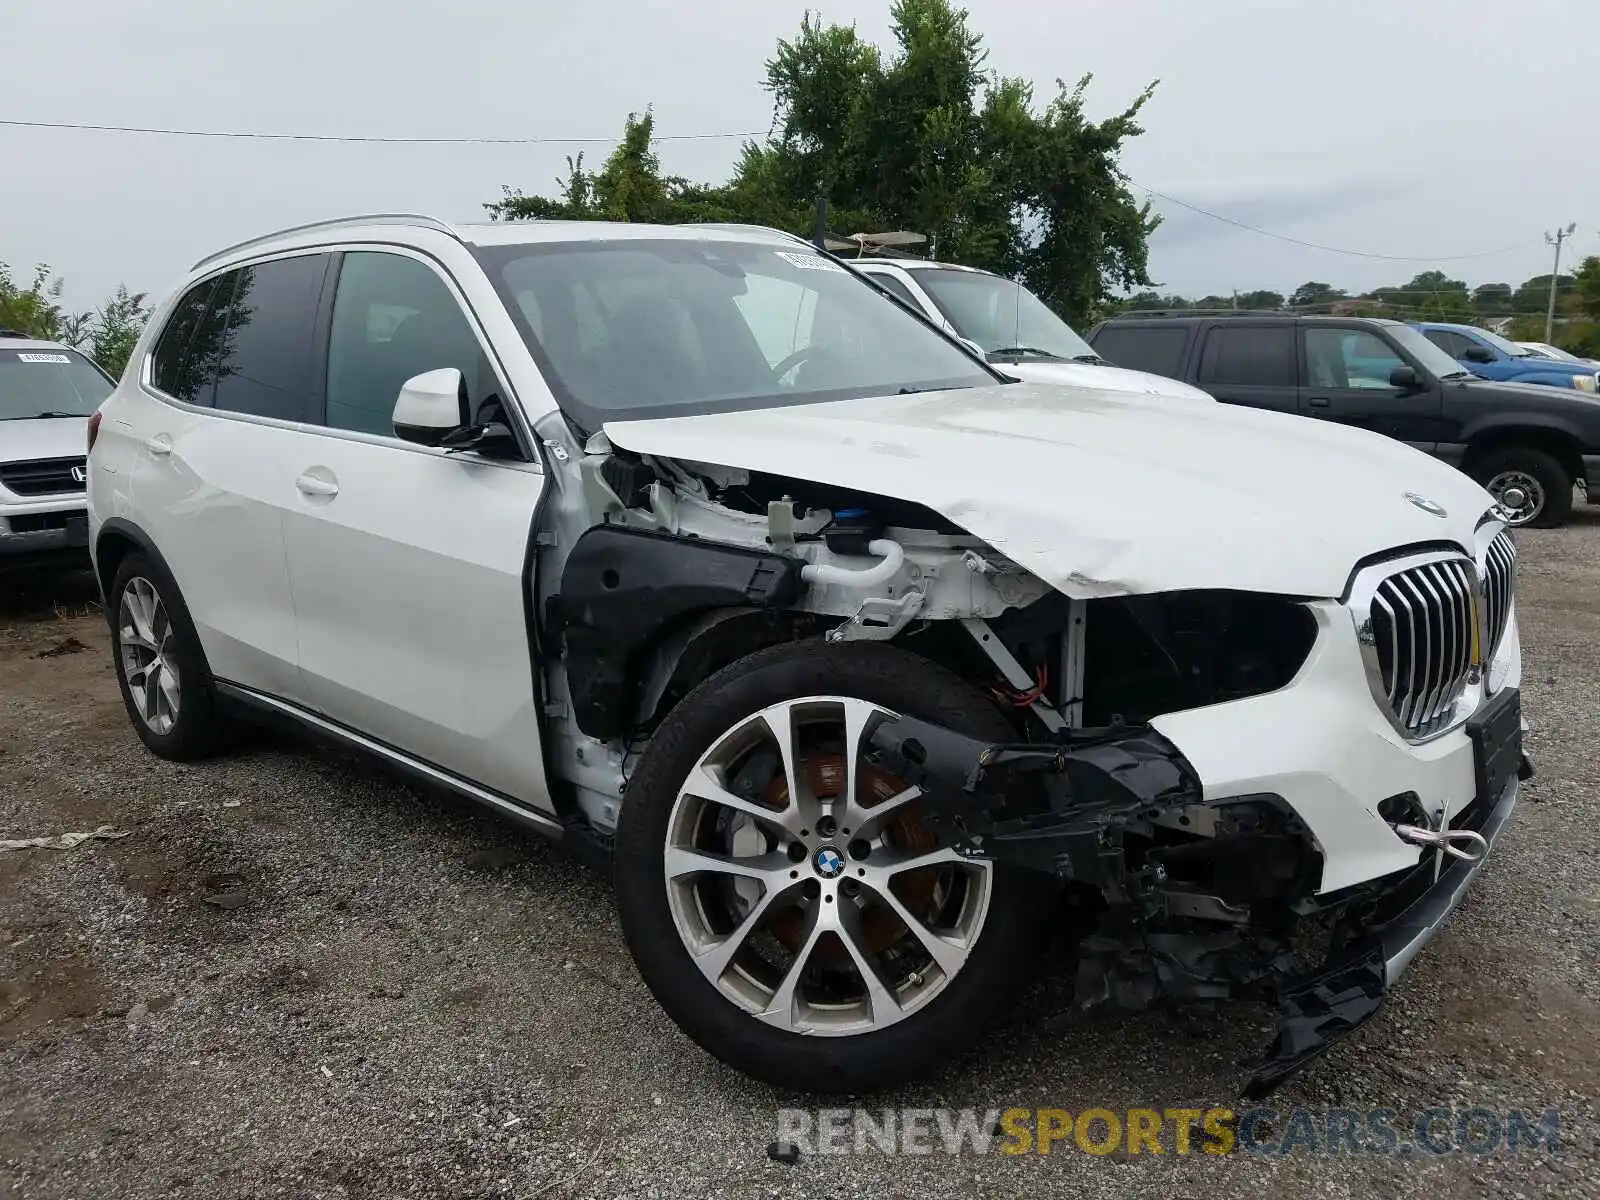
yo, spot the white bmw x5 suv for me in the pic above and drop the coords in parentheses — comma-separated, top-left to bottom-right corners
(88, 215, 1528, 1097)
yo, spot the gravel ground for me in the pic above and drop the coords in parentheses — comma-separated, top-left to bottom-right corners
(2, 521, 1597, 1199)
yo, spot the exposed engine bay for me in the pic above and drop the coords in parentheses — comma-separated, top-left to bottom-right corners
(530, 430, 1527, 1095)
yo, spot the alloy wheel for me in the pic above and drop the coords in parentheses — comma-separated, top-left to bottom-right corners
(662, 696, 992, 1036)
(118, 577, 181, 735)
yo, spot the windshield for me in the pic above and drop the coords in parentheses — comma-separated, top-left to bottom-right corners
(1388, 325, 1475, 378)
(1528, 342, 1580, 362)
(473, 239, 998, 426)
(906, 268, 1098, 361)
(0, 347, 113, 419)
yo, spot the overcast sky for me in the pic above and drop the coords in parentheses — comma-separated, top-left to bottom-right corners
(5, 0, 1598, 314)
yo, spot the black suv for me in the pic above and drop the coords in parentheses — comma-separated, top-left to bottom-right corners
(1086, 312, 1600, 527)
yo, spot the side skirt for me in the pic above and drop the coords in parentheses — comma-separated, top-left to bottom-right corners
(212, 679, 568, 842)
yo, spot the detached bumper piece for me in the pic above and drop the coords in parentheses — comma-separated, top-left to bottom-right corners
(863, 715, 1206, 894)
(863, 689, 1527, 1099)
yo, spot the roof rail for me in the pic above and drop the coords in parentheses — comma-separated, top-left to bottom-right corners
(1114, 308, 1293, 318)
(191, 213, 465, 272)
(684, 222, 813, 247)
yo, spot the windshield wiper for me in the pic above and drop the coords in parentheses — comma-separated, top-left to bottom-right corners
(988, 346, 1066, 361)
(28, 410, 85, 419)
(1070, 353, 1111, 365)
(1440, 371, 1475, 381)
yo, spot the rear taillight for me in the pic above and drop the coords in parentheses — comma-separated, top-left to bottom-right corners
(87, 411, 103, 454)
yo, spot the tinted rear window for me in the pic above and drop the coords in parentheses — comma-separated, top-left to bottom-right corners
(209, 255, 329, 422)
(1090, 325, 1190, 379)
(1196, 325, 1296, 387)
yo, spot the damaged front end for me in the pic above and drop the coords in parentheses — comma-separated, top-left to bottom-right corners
(862, 699, 1528, 1099)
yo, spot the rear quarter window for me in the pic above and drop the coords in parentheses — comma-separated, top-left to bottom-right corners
(1089, 325, 1191, 379)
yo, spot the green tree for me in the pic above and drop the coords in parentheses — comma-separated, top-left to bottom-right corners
(1289, 281, 1345, 312)
(0, 263, 77, 339)
(1370, 271, 1472, 320)
(1472, 282, 1513, 317)
(89, 285, 151, 379)
(1235, 289, 1284, 310)
(1573, 256, 1600, 321)
(488, 110, 741, 224)
(756, 0, 1160, 320)
(1, 262, 149, 374)
(488, 0, 1161, 324)
(1111, 290, 1189, 314)
(1510, 273, 1575, 315)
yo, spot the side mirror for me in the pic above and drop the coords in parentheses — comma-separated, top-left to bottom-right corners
(1461, 345, 1496, 364)
(393, 368, 469, 446)
(1389, 365, 1420, 390)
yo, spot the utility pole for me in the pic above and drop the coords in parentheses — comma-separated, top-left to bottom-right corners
(1545, 223, 1577, 343)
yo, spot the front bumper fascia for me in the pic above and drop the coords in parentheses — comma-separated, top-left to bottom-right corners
(0, 498, 90, 568)
(1243, 765, 1523, 1098)
(864, 684, 1529, 1099)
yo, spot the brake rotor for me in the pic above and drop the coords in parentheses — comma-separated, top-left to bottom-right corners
(764, 752, 940, 964)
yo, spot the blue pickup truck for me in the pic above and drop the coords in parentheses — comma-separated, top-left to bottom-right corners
(1414, 321, 1600, 392)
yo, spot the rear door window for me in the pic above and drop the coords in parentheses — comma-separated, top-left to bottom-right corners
(1196, 325, 1296, 388)
(1089, 325, 1191, 378)
(207, 255, 330, 422)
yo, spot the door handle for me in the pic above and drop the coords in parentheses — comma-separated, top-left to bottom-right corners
(295, 472, 339, 498)
(145, 434, 173, 456)
(1308, 396, 1331, 408)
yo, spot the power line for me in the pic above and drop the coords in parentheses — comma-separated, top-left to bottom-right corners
(1132, 180, 1539, 263)
(0, 117, 766, 145)
(1, 115, 1566, 266)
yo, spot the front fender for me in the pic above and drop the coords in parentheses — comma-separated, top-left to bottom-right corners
(1457, 411, 1591, 449)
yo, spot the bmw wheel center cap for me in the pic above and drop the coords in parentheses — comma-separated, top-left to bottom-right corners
(813, 847, 845, 879)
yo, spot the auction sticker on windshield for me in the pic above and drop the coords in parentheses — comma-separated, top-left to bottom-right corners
(776, 251, 846, 273)
(16, 353, 72, 363)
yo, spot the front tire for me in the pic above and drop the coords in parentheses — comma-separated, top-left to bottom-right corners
(614, 640, 1050, 1094)
(109, 552, 227, 760)
(1472, 446, 1572, 528)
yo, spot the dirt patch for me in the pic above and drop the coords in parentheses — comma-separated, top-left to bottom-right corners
(0, 929, 103, 1041)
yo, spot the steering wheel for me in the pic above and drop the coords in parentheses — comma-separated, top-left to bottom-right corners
(772, 344, 824, 384)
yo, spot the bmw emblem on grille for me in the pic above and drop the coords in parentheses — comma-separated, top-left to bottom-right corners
(1404, 492, 1447, 517)
(813, 847, 845, 879)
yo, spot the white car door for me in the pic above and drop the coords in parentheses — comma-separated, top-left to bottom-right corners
(130, 254, 333, 703)
(278, 248, 552, 810)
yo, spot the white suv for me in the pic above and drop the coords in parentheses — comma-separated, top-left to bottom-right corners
(88, 215, 1527, 1097)
(848, 256, 1214, 399)
(1, 332, 112, 571)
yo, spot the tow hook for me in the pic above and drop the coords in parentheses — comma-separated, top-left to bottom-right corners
(1391, 823, 1489, 862)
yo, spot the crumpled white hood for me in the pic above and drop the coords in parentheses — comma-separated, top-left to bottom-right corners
(605, 381, 1497, 599)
